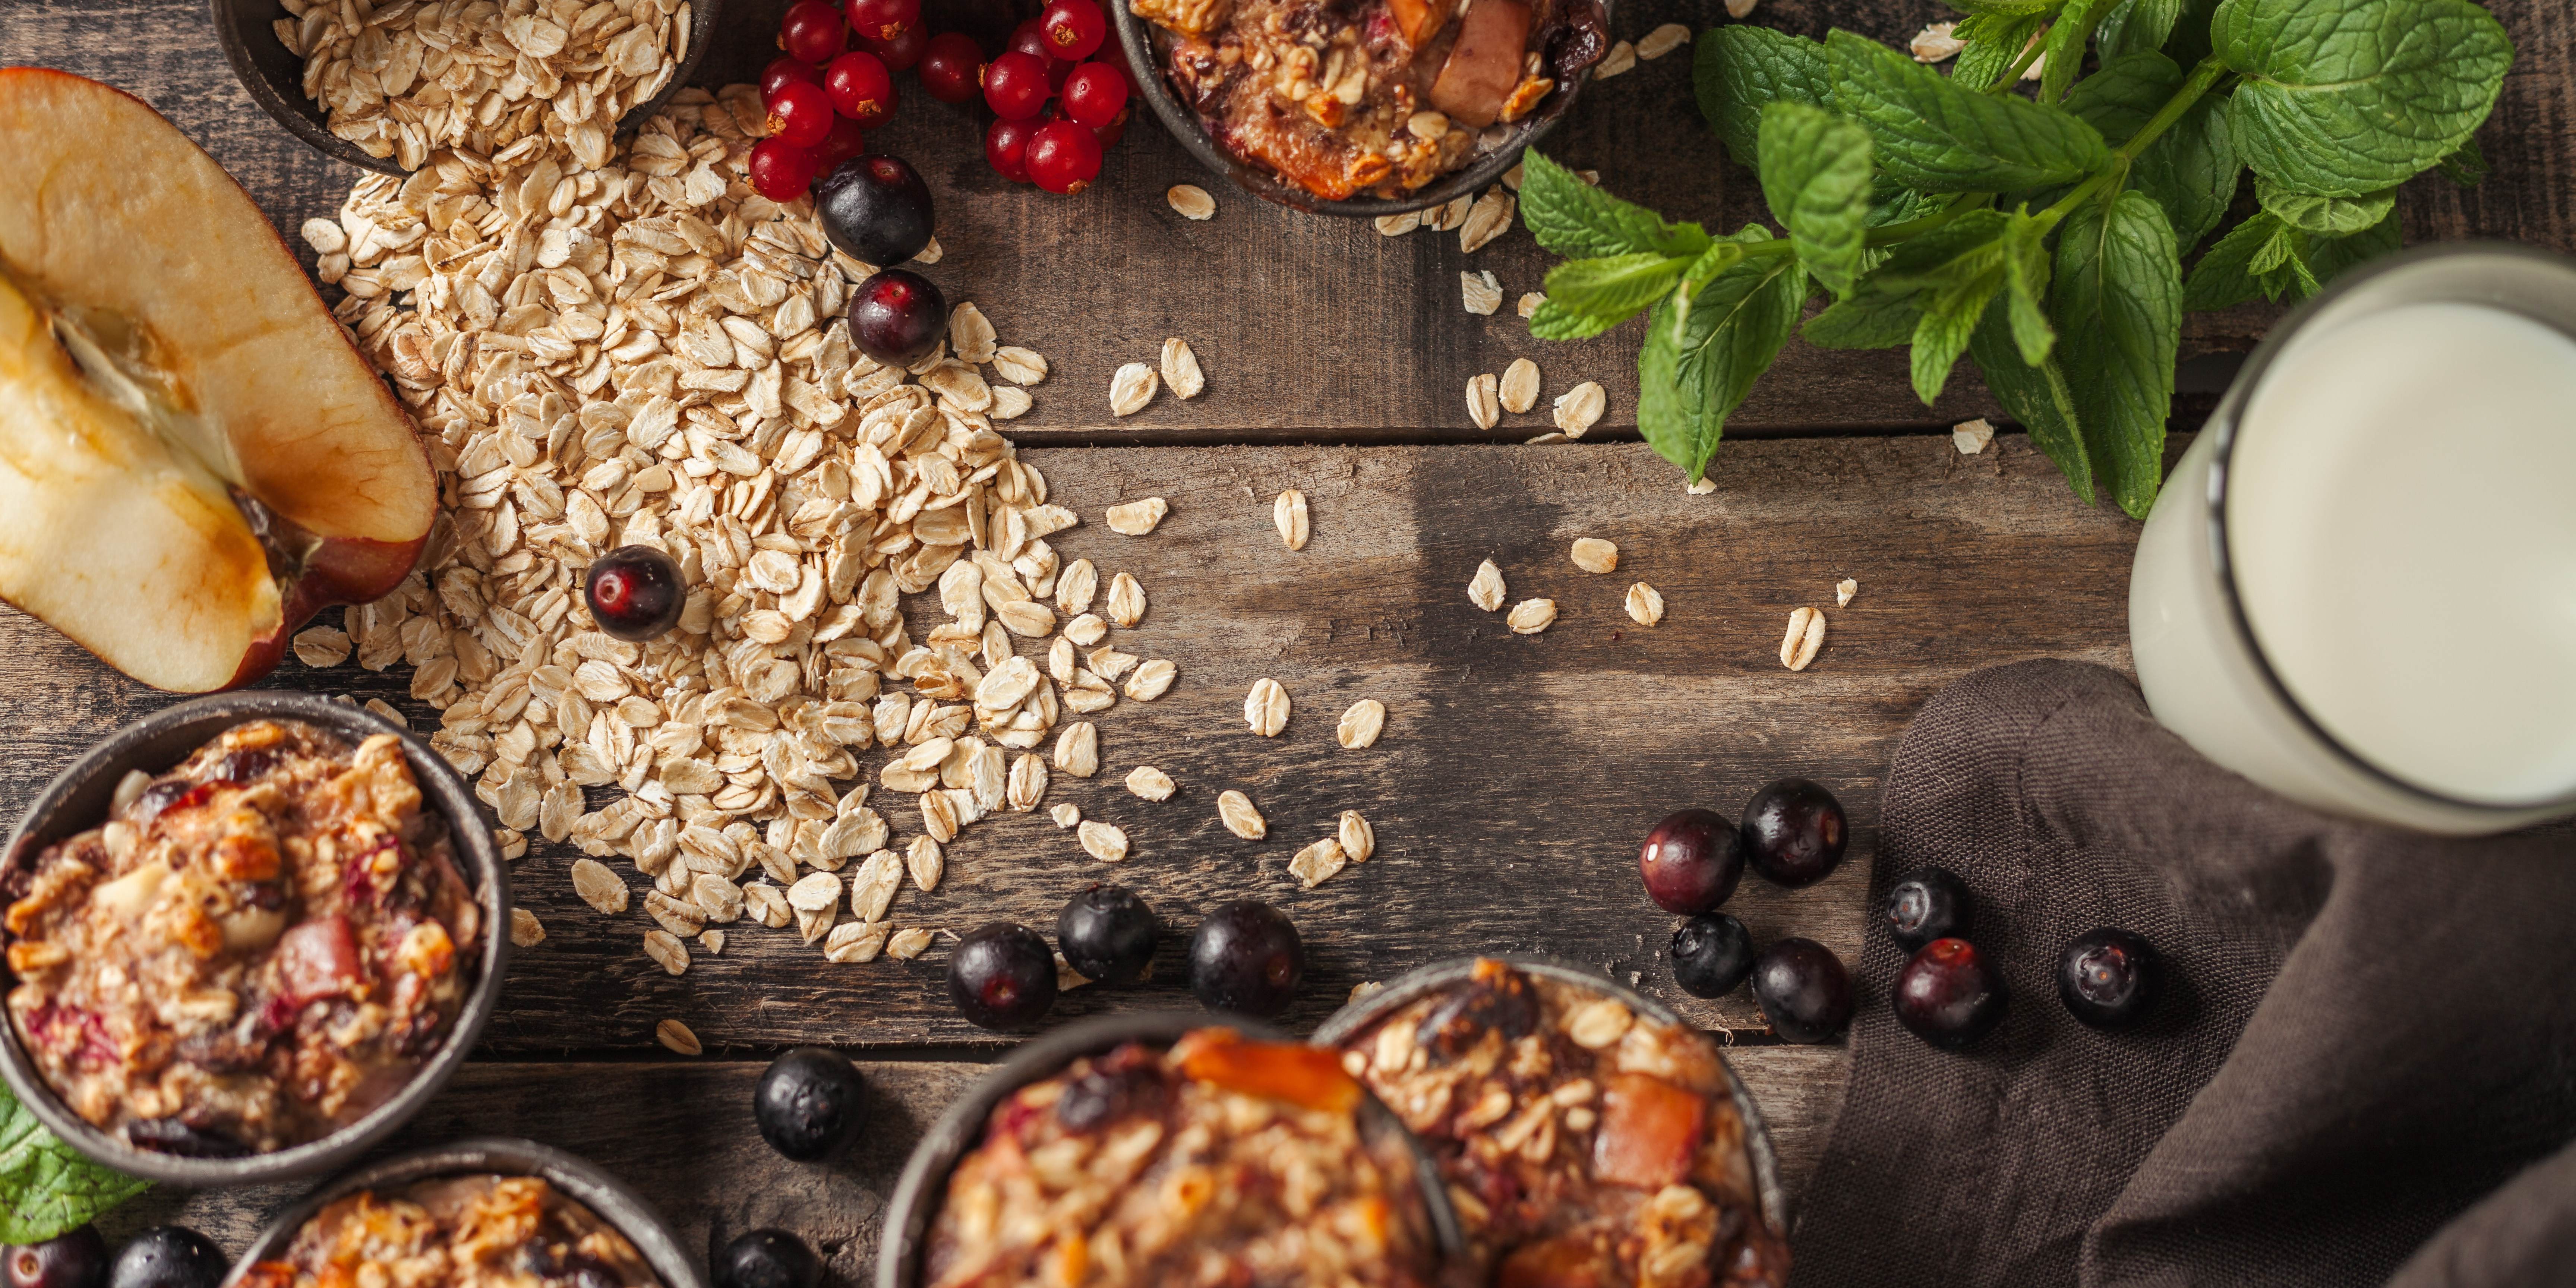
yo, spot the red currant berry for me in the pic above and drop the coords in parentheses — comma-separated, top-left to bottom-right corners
(1026, 119, 1103, 195)
(1090, 108, 1127, 149)
(761, 55, 824, 103)
(749, 137, 821, 201)
(918, 32, 984, 103)
(777, 0, 846, 64)
(846, 0, 919, 43)
(824, 51, 896, 127)
(861, 24, 925, 71)
(982, 51, 1051, 120)
(1007, 19, 1049, 62)
(984, 116, 1036, 183)
(811, 114, 868, 174)
(1060, 60, 1127, 128)
(1039, 0, 1107, 60)
(764, 78, 834, 147)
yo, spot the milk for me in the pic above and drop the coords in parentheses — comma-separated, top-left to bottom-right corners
(2227, 300, 2576, 806)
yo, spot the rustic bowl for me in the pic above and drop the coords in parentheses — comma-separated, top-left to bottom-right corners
(875, 1011, 1468, 1288)
(209, 0, 722, 176)
(217, 1137, 704, 1288)
(0, 691, 511, 1186)
(1313, 953, 1793, 1231)
(1111, 0, 1614, 217)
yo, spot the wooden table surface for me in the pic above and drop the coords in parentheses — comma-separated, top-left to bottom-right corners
(4, 0, 2573, 1278)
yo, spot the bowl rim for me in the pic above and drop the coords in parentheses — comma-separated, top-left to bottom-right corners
(207, 0, 723, 176)
(1310, 952, 1793, 1236)
(1109, 0, 1613, 217)
(214, 1136, 706, 1288)
(873, 1010, 1467, 1288)
(0, 691, 512, 1186)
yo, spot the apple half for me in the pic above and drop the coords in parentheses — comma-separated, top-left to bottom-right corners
(0, 69, 435, 692)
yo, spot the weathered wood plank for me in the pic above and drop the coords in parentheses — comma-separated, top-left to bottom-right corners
(1, 436, 2140, 1051)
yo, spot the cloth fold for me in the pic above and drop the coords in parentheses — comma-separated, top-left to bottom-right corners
(1789, 660, 2576, 1288)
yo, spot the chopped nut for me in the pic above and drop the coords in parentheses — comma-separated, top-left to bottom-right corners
(655, 1018, 702, 1056)
(1500, 358, 1541, 413)
(1338, 809, 1374, 862)
(1274, 489, 1310, 550)
(1289, 838, 1348, 888)
(1595, 40, 1637, 78)
(1218, 790, 1266, 839)
(1570, 538, 1619, 574)
(1244, 678, 1291, 736)
(1161, 337, 1206, 398)
(1468, 559, 1507, 612)
(1507, 598, 1557, 634)
(1337, 699, 1387, 749)
(1553, 381, 1607, 436)
(1109, 361, 1159, 416)
(1837, 577, 1859, 607)
(1781, 606, 1827, 671)
(1126, 765, 1176, 801)
(1912, 21, 1963, 61)
(1462, 270, 1503, 316)
(1105, 497, 1170, 535)
(1954, 417, 1996, 454)
(509, 906, 546, 948)
(1636, 23, 1690, 59)
(1167, 184, 1217, 219)
(1626, 582, 1665, 626)
(1467, 372, 1501, 429)
(1079, 820, 1130, 862)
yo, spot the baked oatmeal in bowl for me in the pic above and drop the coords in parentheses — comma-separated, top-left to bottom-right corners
(878, 1013, 1466, 1288)
(0, 692, 508, 1184)
(1316, 956, 1789, 1288)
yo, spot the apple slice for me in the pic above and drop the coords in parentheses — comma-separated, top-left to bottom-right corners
(0, 69, 434, 692)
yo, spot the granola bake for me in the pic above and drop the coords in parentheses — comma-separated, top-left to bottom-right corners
(239, 1174, 660, 1288)
(924, 1029, 1448, 1287)
(3, 720, 481, 1156)
(1335, 959, 1787, 1288)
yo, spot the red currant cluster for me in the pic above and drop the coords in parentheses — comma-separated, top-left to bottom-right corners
(973, 0, 1133, 195)
(748, 0, 921, 200)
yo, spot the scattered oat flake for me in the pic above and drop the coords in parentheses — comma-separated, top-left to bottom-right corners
(1554, 382, 1607, 436)
(572, 859, 629, 915)
(1218, 790, 1266, 839)
(1467, 372, 1501, 429)
(293, 626, 352, 668)
(1052, 803, 1082, 828)
(1124, 658, 1177, 701)
(1106, 496, 1170, 535)
(655, 1019, 702, 1056)
(1162, 337, 1206, 398)
(1508, 599, 1557, 634)
(1517, 292, 1546, 319)
(1502, 162, 1525, 190)
(1626, 582, 1665, 626)
(1595, 40, 1638, 78)
(1837, 578, 1860, 607)
(1274, 489, 1310, 550)
(1781, 606, 1827, 671)
(1461, 188, 1515, 253)
(1289, 838, 1348, 888)
(509, 906, 546, 948)
(1726, 0, 1759, 18)
(643, 930, 688, 976)
(1126, 765, 1176, 801)
(1079, 820, 1130, 862)
(699, 929, 726, 954)
(1500, 359, 1541, 414)
(1468, 559, 1507, 612)
(994, 346, 1050, 385)
(1056, 951, 1094, 991)
(1337, 699, 1387, 749)
(1109, 362, 1159, 416)
(1462, 270, 1503, 316)
(1107, 572, 1148, 626)
(1570, 538, 1619, 574)
(887, 927, 935, 959)
(1912, 22, 1963, 61)
(1637, 23, 1690, 59)
(1339, 810, 1375, 862)
(1374, 211, 1423, 236)
(1167, 184, 1216, 219)
(1244, 678, 1291, 736)
(1687, 476, 1718, 495)
(1954, 418, 1996, 454)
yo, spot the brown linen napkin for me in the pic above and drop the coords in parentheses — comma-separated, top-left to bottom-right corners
(1788, 659, 2576, 1288)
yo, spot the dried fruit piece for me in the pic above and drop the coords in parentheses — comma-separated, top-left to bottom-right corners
(1274, 489, 1309, 550)
(1626, 582, 1665, 626)
(1126, 765, 1175, 801)
(1507, 598, 1556, 634)
(1466, 372, 1500, 429)
(1161, 337, 1206, 398)
(1218, 789, 1266, 839)
(1500, 358, 1540, 413)
(1780, 606, 1826, 671)
(1336, 699, 1386, 749)
(1468, 559, 1506, 611)
(1570, 538, 1619, 574)
(1109, 361, 1158, 416)
(1167, 184, 1216, 219)
(1105, 496, 1169, 535)
(1338, 809, 1374, 862)
(1289, 837, 1347, 888)
(1079, 819, 1130, 862)
(1553, 381, 1606, 436)
(1244, 678, 1291, 736)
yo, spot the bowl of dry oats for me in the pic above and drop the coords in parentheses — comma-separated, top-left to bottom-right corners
(214, 0, 719, 176)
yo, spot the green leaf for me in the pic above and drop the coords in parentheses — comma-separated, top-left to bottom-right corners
(2305, 206, 2401, 282)
(2041, 0, 2122, 104)
(2256, 174, 2396, 234)
(1803, 291, 1923, 349)
(1859, 207, 2015, 290)
(2215, 0, 2515, 198)
(1696, 26, 1832, 168)
(2001, 210, 2055, 364)
(2062, 50, 2183, 143)
(2160, 0, 2224, 66)
(1969, 296, 2097, 504)
(1542, 252, 1695, 322)
(1638, 235, 1809, 481)
(2130, 89, 2239, 250)
(2436, 138, 2490, 186)
(2051, 190, 2181, 517)
(1952, 12, 2049, 91)
(1825, 30, 2111, 192)
(1528, 297, 1626, 340)
(1518, 151, 1715, 259)
(1944, 0, 2060, 13)
(2096, 0, 2184, 59)
(1756, 102, 1875, 297)
(2181, 211, 2281, 310)
(1911, 279, 1998, 405)
(1, 1086, 149, 1244)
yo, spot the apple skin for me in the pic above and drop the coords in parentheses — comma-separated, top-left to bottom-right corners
(215, 533, 430, 691)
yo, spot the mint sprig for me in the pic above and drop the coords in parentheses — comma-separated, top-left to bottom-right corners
(1, 1084, 149, 1243)
(1528, 0, 2513, 518)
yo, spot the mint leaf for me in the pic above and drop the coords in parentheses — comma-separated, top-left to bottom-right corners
(1945, 0, 2059, 13)
(2305, 206, 2401, 282)
(2062, 50, 2184, 143)
(1969, 297, 2097, 504)
(1, 1086, 149, 1243)
(2437, 138, 2490, 186)
(1825, 31, 2111, 192)
(2182, 211, 2285, 310)
(1528, 297, 1625, 340)
(1543, 252, 1694, 322)
(2216, 0, 2514, 198)
(2255, 174, 2396, 234)
(1756, 102, 1875, 298)
(2131, 90, 2239, 251)
(1911, 278, 1998, 405)
(2042, 0, 2123, 104)
(2052, 190, 2181, 517)
(2097, 0, 2184, 59)
(1951, 12, 2048, 91)
(1638, 235, 1809, 481)
(2001, 210, 2055, 365)
(1804, 291, 1922, 349)
(1518, 151, 1715, 259)
(1696, 26, 1831, 168)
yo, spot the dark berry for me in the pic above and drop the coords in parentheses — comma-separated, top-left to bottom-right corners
(776, 0, 845, 64)
(1741, 777, 1849, 887)
(1637, 808, 1744, 915)
(919, 33, 984, 103)
(862, 25, 926, 71)
(1089, 108, 1128, 149)
(748, 137, 820, 201)
(983, 51, 1052, 120)
(1025, 120, 1103, 195)
(809, 116, 868, 174)
(823, 51, 895, 127)
(6, 1227, 107, 1288)
(949, 922, 1058, 1029)
(712, 1231, 818, 1288)
(1749, 937, 1852, 1044)
(1039, 0, 1107, 60)
(814, 154, 934, 265)
(1188, 900, 1303, 1018)
(1885, 867, 1972, 952)
(760, 55, 823, 103)
(1894, 938, 2008, 1049)
(847, 268, 948, 366)
(1057, 883, 1157, 986)
(1060, 61, 1128, 129)
(846, 0, 919, 44)
(583, 544, 686, 641)
(1007, 18, 1050, 63)
(984, 116, 1036, 183)
(1669, 913, 1755, 999)
(763, 78, 834, 148)
(754, 1046, 867, 1162)
(105, 1230, 223, 1288)
(2058, 928, 2160, 1029)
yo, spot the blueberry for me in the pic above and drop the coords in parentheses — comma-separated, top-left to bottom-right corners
(1056, 883, 1157, 986)
(1893, 937, 2008, 1049)
(712, 1230, 819, 1288)
(753, 1046, 867, 1162)
(105, 1229, 224, 1288)
(6, 1226, 107, 1288)
(1884, 868, 1972, 953)
(1669, 913, 1756, 999)
(1636, 808, 1745, 915)
(1741, 778, 1849, 887)
(1748, 937, 1852, 1044)
(583, 545, 687, 641)
(1187, 900, 1303, 1018)
(947, 922, 1058, 1030)
(814, 154, 935, 266)
(847, 268, 948, 366)
(2057, 928, 2161, 1029)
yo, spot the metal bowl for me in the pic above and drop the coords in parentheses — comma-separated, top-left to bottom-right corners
(1313, 953, 1792, 1233)
(218, 1137, 704, 1288)
(1111, 0, 1613, 217)
(208, 0, 722, 176)
(0, 691, 511, 1186)
(875, 1011, 1468, 1288)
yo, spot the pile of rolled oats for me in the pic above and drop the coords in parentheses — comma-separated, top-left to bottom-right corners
(276, 0, 691, 171)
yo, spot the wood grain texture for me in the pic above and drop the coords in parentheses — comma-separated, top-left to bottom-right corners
(0, 436, 2140, 1052)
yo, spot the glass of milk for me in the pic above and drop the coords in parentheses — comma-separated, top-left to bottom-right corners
(2130, 243, 2576, 834)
